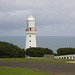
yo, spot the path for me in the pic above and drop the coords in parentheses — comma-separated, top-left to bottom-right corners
(0, 60, 75, 75)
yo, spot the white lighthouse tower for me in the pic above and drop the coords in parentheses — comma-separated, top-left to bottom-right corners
(25, 16, 37, 49)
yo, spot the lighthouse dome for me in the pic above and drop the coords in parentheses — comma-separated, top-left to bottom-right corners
(27, 16, 35, 20)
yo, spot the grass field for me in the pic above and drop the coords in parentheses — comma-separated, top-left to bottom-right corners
(0, 66, 53, 75)
(0, 58, 75, 62)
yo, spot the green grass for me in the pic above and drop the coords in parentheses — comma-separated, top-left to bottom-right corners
(0, 58, 75, 62)
(0, 66, 53, 75)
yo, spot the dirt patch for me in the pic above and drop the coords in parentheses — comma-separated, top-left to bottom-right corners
(66, 61, 75, 63)
(0, 60, 75, 75)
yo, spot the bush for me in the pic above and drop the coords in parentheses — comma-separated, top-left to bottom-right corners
(26, 47, 53, 57)
(0, 41, 25, 58)
(57, 48, 75, 55)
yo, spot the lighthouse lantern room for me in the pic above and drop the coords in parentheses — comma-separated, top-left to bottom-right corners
(25, 16, 37, 49)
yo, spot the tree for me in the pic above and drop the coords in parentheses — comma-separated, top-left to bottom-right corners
(57, 48, 75, 55)
(0, 41, 25, 58)
(26, 47, 53, 57)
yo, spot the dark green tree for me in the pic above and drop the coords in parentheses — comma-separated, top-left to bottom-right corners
(26, 47, 53, 57)
(57, 48, 75, 55)
(0, 41, 25, 58)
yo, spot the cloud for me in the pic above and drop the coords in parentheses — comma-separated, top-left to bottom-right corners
(37, 24, 75, 36)
(0, 0, 75, 36)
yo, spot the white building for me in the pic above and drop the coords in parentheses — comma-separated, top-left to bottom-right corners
(25, 16, 37, 49)
(54, 54, 75, 59)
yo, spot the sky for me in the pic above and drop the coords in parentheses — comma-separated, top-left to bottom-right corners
(0, 0, 75, 36)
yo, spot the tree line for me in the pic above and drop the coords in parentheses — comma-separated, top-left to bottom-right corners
(0, 41, 25, 58)
(26, 47, 53, 57)
(57, 48, 75, 55)
(0, 41, 75, 58)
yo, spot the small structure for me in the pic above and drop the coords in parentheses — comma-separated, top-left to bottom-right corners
(54, 54, 75, 59)
(25, 16, 37, 49)
(44, 54, 54, 59)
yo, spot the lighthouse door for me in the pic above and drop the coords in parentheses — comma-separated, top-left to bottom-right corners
(30, 28, 31, 31)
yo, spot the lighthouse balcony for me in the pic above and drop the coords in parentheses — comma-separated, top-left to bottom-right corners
(25, 29, 37, 33)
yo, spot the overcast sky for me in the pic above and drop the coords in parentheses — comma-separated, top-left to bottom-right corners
(0, 0, 75, 36)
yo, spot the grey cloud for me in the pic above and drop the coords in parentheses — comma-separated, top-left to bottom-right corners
(0, 0, 75, 36)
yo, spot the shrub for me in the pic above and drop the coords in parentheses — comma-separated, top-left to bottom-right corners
(57, 48, 75, 55)
(26, 47, 53, 57)
(0, 41, 25, 58)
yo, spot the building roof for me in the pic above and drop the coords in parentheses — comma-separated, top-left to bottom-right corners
(27, 16, 35, 20)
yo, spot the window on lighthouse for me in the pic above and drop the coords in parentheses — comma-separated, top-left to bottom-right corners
(30, 28, 31, 31)
(29, 40, 31, 42)
(29, 46, 31, 48)
(29, 35, 31, 37)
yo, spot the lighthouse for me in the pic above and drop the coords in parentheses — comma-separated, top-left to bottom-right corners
(25, 16, 37, 49)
